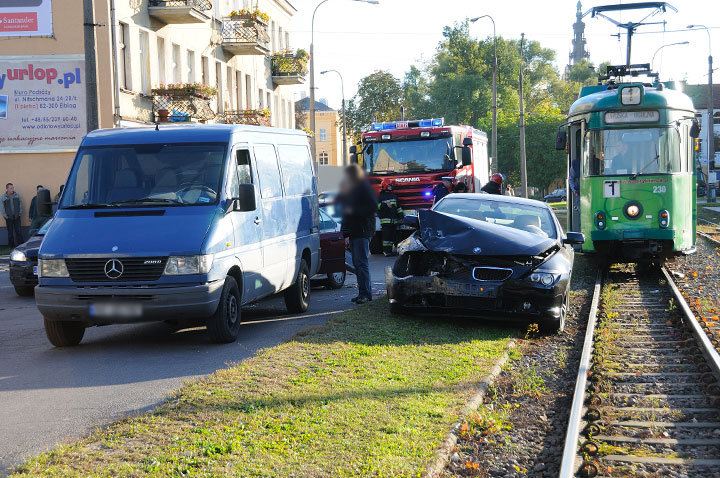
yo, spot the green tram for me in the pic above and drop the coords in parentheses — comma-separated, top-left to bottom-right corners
(558, 65, 700, 262)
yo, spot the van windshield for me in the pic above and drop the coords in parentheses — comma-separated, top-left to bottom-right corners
(60, 143, 227, 208)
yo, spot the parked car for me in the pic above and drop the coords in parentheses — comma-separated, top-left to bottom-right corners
(9, 218, 54, 297)
(315, 208, 347, 289)
(385, 193, 584, 332)
(543, 188, 567, 203)
(35, 125, 320, 347)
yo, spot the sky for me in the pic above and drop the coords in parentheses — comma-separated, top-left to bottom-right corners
(288, 0, 720, 110)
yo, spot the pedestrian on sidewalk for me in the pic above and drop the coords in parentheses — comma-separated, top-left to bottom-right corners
(1, 183, 23, 247)
(29, 185, 51, 231)
(377, 183, 403, 256)
(339, 164, 377, 305)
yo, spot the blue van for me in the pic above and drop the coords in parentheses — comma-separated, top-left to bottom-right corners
(36, 125, 320, 346)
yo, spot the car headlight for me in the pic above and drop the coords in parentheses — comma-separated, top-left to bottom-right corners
(529, 272, 558, 286)
(39, 258, 69, 278)
(10, 249, 27, 262)
(164, 255, 213, 275)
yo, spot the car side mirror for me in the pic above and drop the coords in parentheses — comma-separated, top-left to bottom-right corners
(233, 184, 257, 212)
(403, 215, 419, 228)
(37, 188, 53, 216)
(690, 120, 701, 139)
(461, 146, 472, 166)
(555, 130, 567, 150)
(564, 231, 585, 245)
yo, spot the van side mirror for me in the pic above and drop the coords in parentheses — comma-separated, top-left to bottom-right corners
(462, 137, 473, 146)
(690, 120, 701, 139)
(233, 184, 257, 212)
(37, 188, 53, 217)
(555, 131, 567, 150)
(461, 146, 472, 166)
(403, 215, 419, 228)
(349, 145, 357, 154)
(564, 231, 585, 245)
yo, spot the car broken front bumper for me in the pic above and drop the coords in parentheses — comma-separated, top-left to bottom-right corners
(385, 267, 565, 321)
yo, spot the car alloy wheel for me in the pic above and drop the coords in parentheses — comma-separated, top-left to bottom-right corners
(226, 293, 239, 327)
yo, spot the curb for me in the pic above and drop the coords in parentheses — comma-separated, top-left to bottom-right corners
(423, 339, 517, 478)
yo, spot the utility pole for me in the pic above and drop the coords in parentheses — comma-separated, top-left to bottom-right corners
(83, 0, 99, 132)
(519, 33, 528, 198)
(689, 25, 716, 201)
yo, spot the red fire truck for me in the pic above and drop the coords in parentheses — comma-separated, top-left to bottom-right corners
(355, 118, 491, 252)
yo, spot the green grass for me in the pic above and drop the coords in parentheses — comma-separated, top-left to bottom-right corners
(13, 299, 514, 477)
(547, 201, 567, 210)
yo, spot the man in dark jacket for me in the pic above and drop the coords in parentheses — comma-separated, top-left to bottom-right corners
(29, 185, 51, 231)
(1, 183, 23, 247)
(432, 177, 453, 204)
(340, 165, 378, 304)
(481, 173, 504, 195)
(377, 183, 403, 256)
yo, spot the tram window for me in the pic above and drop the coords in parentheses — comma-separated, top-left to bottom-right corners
(587, 128, 683, 176)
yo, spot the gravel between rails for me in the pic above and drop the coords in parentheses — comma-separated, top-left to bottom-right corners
(440, 256, 595, 478)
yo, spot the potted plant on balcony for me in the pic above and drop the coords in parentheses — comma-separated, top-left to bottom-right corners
(271, 49, 309, 77)
(228, 8, 269, 25)
(152, 83, 217, 100)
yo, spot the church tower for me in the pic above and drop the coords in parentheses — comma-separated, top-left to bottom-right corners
(569, 1, 590, 66)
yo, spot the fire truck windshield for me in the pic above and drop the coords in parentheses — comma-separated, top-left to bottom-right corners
(367, 138, 455, 174)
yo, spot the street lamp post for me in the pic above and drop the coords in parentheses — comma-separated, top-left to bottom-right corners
(310, 0, 378, 171)
(651, 41, 689, 73)
(470, 15, 497, 172)
(688, 25, 715, 201)
(321, 69, 348, 166)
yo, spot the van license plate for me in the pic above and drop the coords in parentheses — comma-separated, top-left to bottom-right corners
(89, 302, 142, 318)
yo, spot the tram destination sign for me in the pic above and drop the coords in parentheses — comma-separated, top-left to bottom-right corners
(605, 110, 660, 124)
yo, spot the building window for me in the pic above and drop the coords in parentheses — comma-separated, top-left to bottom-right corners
(245, 74, 252, 108)
(319, 129, 327, 142)
(319, 152, 329, 165)
(215, 61, 223, 113)
(172, 44, 181, 83)
(118, 22, 131, 90)
(258, 89, 264, 108)
(157, 37, 166, 86)
(186, 50, 195, 83)
(201, 56, 209, 85)
(139, 30, 150, 94)
(236, 70, 243, 109)
(226, 66, 233, 109)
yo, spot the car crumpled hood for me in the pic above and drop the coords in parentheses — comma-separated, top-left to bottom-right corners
(417, 209, 556, 256)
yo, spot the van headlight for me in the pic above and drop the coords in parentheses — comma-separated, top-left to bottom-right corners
(529, 272, 558, 286)
(10, 249, 27, 262)
(39, 258, 69, 278)
(164, 255, 214, 275)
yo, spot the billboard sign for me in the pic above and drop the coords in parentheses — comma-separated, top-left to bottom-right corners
(0, 55, 86, 153)
(0, 0, 52, 37)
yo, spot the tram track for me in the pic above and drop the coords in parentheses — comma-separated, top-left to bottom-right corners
(559, 264, 720, 477)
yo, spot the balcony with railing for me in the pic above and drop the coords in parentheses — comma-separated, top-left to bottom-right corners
(221, 13, 271, 56)
(151, 84, 218, 123)
(223, 109, 272, 126)
(148, 0, 212, 24)
(271, 49, 308, 85)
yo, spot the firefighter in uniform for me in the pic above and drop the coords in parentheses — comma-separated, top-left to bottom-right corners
(377, 183, 403, 256)
(481, 173, 505, 195)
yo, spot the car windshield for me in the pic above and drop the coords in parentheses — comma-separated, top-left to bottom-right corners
(37, 218, 53, 235)
(433, 197, 557, 238)
(367, 138, 455, 174)
(587, 128, 682, 176)
(60, 143, 227, 208)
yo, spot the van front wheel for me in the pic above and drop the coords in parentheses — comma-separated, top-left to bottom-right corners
(44, 318, 85, 347)
(207, 276, 242, 343)
(284, 260, 310, 313)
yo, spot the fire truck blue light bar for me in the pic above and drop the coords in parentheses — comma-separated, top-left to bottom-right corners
(371, 118, 444, 131)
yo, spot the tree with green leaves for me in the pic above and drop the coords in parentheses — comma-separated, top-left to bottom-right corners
(344, 70, 403, 140)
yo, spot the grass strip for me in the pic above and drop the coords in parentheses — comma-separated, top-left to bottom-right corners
(14, 299, 514, 477)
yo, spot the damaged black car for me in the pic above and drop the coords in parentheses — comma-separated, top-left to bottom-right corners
(385, 194, 584, 332)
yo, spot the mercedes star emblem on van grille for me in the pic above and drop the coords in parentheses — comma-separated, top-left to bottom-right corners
(104, 259, 124, 279)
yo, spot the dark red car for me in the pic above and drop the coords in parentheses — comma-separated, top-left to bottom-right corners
(315, 207, 347, 289)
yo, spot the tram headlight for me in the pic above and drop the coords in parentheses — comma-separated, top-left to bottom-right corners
(659, 209, 670, 229)
(623, 201, 643, 220)
(595, 211, 607, 230)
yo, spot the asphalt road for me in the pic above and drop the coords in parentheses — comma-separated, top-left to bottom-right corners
(0, 256, 394, 474)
